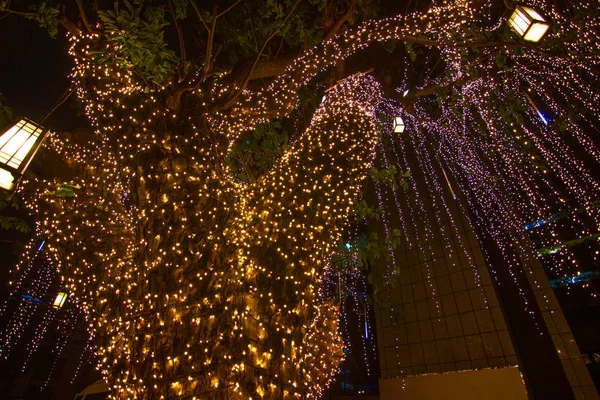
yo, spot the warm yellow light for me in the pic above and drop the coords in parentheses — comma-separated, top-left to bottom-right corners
(53, 291, 68, 309)
(0, 118, 47, 191)
(0, 168, 14, 191)
(508, 5, 550, 42)
(393, 116, 405, 133)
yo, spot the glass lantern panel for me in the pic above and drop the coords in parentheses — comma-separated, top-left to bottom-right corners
(394, 117, 405, 133)
(508, 7, 531, 36)
(522, 6, 546, 22)
(0, 124, 22, 148)
(0, 168, 15, 190)
(53, 292, 67, 308)
(524, 23, 550, 42)
(0, 119, 43, 169)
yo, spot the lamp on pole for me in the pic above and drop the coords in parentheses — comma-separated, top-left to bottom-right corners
(507, 4, 551, 42)
(0, 118, 48, 192)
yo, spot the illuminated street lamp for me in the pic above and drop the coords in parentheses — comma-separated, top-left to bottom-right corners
(393, 116, 405, 133)
(0, 118, 48, 192)
(508, 4, 551, 42)
(53, 291, 68, 309)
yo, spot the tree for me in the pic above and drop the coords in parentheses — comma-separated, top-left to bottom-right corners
(2, 0, 600, 398)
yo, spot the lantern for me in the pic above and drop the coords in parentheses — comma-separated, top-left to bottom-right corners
(0, 118, 48, 191)
(393, 116, 405, 133)
(508, 4, 550, 42)
(53, 291, 68, 309)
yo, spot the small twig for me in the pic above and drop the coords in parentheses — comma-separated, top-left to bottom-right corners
(274, 36, 285, 59)
(190, 0, 209, 31)
(323, 0, 355, 42)
(249, 16, 259, 53)
(203, 5, 219, 76)
(216, 0, 243, 18)
(168, 0, 187, 79)
(221, 0, 302, 109)
(40, 85, 77, 124)
(0, 9, 37, 18)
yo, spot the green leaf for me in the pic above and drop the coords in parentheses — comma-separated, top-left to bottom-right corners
(173, 0, 189, 19)
(0, 216, 30, 233)
(96, 1, 177, 86)
(26, 3, 60, 38)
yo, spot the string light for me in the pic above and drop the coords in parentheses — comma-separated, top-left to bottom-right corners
(2, 0, 599, 397)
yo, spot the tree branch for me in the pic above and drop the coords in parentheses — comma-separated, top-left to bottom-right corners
(168, 0, 187, 80)
(59, 14, 82, 36)
(217, 0, 243, 18)
(221, 0, 301, 109)
(75, 0, 93, 33)
(249, 16, 259, 53)
(1, 9, 37, 17)
(190, 0, 209, 31)
(323, 0, 356, 42)
(203, 5, 219, 76)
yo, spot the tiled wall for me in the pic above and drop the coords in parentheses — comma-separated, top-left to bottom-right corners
(375, 200, 518, 378)
(372, 142, 598, 398)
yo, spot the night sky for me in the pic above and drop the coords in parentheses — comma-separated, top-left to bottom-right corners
(0, 12, 88, 131)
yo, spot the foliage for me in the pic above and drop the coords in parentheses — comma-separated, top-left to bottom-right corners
(172, 0, 188, 19)
(96, 1, 177, 85)
(353, 199, 381, 220)
(0, 192, 30, 233)
(25, 3, 60, 39)
(332, 227, 403, 310)
(537, 232, 600, 256)
(356, 229, 403, 270)
(215, 0, 326, 67)
(0, 215, 30, 233)
(226, 119, 289, 182)
(369, 165, 410, 189)
(43, 182, 81, 198)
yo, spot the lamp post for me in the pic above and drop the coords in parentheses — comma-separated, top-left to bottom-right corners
(508, 4, 551, 42)
(0, 118, 48, 192)
(393, 116, 405, 133)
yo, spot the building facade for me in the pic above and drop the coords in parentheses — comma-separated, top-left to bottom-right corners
(371, 135, 598, 399)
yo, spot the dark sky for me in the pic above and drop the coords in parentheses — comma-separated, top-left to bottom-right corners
(0, 12, 88, 131)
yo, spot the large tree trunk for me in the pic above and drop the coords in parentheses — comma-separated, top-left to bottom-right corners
(29, 63, 382, 398)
